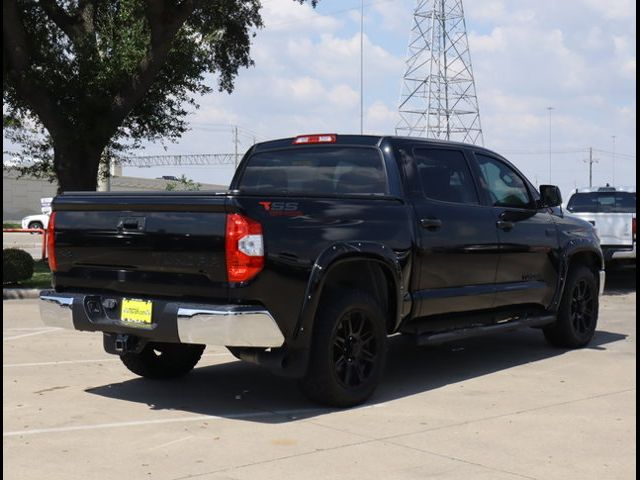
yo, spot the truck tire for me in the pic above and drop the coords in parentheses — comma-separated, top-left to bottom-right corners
(120, 342, 205, 379)
(298, 290, 387, 407)
(544, 265, 599, 348)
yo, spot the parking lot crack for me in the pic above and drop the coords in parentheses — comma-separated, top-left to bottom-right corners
(381, 387, 636, 441)
(382, 439, 540, 480)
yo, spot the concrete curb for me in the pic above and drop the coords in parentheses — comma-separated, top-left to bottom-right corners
(3, 288, 42, 300)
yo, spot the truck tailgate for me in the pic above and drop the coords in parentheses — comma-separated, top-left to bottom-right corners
(572, 212, 634, 246)
(52, 192, 229, 300)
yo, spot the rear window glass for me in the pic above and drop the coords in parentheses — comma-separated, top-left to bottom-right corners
(238, 147, 389, 196)
(567, 192, 636, 213)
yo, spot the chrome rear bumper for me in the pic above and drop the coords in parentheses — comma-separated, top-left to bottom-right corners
(39, 291, 284, 348)
(610, 242, 636, 260)
(40, 294, 75, 329)
(176, 306, 284, 347)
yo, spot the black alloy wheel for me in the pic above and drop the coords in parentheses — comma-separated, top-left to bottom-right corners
(333, 309, 378, 389)
(543, 265, 599, 348)
(299, 289, 387, 407)
(570, 279, 596, 335)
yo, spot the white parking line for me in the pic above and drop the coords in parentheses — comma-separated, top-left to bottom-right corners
(3, 329, 61, 341)
(6, 327, 58, 331)
(2, 352, 231, 368)
(3, 408, 329, 437)
(3, 358, 119, 368)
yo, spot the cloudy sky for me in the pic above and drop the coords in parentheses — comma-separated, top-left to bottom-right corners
(125, 0, 636, 197)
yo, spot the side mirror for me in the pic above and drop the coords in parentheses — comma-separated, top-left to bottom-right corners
(539, 185, 563, 208)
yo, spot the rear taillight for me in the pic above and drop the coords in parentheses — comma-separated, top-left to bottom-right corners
(225, 213, 264, 283)
(633, 218, 636, 241)
(47, 212, 57, 272)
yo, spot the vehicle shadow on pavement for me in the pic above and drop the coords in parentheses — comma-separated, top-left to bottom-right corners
(86, 327, 627, 423)
(604, 267, 636, 296)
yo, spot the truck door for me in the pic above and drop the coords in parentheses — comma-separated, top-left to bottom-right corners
(472, 153, 559, 309)
(405, 147, 501, 317)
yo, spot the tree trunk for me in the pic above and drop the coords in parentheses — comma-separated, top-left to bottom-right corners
(53, 142, 102, 193)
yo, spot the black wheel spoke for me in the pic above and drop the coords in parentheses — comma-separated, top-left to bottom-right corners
(570, 279, 597, 335)
(345, 363, 355, 386)
(335, 354, 346, 371)
(354, 316, 365, 336)
(579, 281, 587, 298)
(572, 315, 580, 331)
(352, 364, 363, 384)
(361, 349, 375, 364)
(332, 308, 378, 389)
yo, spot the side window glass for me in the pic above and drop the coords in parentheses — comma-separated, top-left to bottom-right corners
(475, 154, 532, 208)
(414, 149, 479, 205)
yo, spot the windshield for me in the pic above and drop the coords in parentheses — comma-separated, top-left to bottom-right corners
(238, 147, 389, 196)
(567, 192, 636, 213)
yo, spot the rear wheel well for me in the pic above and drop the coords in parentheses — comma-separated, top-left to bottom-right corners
(318, 259, 397, 334)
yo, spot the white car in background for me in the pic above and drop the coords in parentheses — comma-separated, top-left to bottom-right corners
(20, 197, 53, 230)
(21, 213, 50, 230)
(565, 186, 636, 266)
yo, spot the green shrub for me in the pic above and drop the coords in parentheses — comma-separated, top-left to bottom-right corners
(3, 248, 35, 284)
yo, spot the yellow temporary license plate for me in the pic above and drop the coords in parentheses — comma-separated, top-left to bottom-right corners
(121, 298, 153, 325)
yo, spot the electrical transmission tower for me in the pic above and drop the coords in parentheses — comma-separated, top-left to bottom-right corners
(396, 0, 483, 145)
(116, 153, 235, 168)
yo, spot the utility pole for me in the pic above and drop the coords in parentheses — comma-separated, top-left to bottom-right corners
(360, 0, 364, 134)
(547, 106, 554, 184)
(584, 147, 599, 187)
(611, 135, 617, 185)
(234, 126, 239, 169)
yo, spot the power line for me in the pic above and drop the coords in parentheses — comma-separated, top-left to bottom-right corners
(503, 149, 587, 155)
(265, 0, 398, 29)
(592, 148, 635, 159)
(190, 123, 267, 140)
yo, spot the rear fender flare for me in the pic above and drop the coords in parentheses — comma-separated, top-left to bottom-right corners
(292, 242, 404, 348)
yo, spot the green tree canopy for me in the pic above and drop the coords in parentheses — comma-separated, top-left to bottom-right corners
(3, 1, 313, 192)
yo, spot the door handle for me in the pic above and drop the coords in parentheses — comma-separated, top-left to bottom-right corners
(117, 217, 145, 231)
(496, 220, 515, 231)
(420, 218, 442, 231)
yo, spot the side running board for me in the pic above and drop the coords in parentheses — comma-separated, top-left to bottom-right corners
(415, 314, 556, 346)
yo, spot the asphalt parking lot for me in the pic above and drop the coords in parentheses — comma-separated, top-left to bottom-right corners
(3, 269, 636, 480)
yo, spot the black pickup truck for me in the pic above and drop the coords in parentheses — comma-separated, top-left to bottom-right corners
(40, 134, 605, 406)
